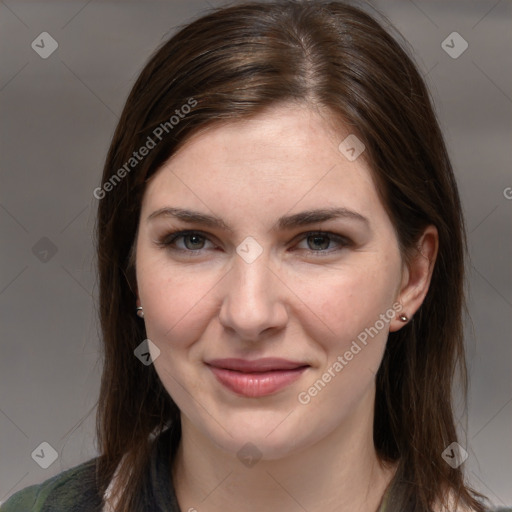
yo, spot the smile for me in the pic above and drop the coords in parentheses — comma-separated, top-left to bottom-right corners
(205, 358, 310, 397)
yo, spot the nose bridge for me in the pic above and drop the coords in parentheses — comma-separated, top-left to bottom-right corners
(219, 251, 287, 339)
(234, 254, 271, 304)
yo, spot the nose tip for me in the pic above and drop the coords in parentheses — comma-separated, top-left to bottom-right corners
(218, 257, 288, 341)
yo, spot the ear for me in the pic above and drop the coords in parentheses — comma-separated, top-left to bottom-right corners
(389, 225, 438, 332)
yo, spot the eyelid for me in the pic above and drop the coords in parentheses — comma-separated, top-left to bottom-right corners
(155, 229, 217, 249)
(155, 229, 352, 256)
(291, 230, 352, 252)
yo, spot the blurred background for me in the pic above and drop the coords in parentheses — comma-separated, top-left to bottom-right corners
(1, 0, 511, 507)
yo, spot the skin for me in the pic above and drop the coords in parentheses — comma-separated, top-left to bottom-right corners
(134, 103, 438, 512)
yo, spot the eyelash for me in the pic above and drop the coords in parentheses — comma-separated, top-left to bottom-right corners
(155, 230, 352, 257)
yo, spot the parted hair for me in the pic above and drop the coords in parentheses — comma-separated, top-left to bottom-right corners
(95, 1, 488, 511)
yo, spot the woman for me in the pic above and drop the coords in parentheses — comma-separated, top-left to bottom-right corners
(2, 1, 508, 511)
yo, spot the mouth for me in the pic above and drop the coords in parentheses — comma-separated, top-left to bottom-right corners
(205, 358, 310, 397)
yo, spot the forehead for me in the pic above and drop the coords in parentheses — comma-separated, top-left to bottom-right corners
(142, 104, 382, 222)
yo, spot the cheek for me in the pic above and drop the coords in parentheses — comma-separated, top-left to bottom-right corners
(292, 265, 399, 419)
(289, 258, 400, 349)
(137, 262, 220, 403)
(136, 253, 221, 351)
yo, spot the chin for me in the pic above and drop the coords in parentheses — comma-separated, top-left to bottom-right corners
(198, 412, 317, 462)
(214, 433, 300, 462)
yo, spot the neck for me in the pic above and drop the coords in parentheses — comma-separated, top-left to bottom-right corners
(171, 386, 396, 512)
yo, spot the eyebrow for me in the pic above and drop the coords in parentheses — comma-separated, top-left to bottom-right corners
(147, 207, 369, 231)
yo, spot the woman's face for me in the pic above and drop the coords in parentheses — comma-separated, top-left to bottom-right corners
(135, 103, 407, 460)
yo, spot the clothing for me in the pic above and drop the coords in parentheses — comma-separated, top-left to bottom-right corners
(0, 459, 103, 512)
(0, 428, 509, 512)
(0, 427, 180, 512)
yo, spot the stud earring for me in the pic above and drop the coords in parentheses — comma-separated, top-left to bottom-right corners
(399, 314, 408, 322)
(136, 306, 144, 318)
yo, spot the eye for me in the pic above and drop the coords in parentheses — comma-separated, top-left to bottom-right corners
(156, 230, 216, 253)
(155, 229, 351, 258)
(295, 231, 351, 254)
(180, 233, 207, 250)
(306, 234, 330, 251)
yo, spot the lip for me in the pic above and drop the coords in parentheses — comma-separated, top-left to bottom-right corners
(205, 358, 310, 398)
(206, 357, 308, 372)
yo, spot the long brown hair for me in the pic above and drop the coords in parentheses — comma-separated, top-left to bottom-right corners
(95, 1, 488, 510)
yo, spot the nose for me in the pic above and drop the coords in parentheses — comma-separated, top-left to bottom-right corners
(218, 252, 288, 341)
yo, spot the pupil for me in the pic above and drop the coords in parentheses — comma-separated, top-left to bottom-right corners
(185, 235, 204, 249)
(309, 235, 329, 250)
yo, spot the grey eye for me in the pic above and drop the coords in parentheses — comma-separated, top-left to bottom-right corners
(306, 234, 331, 251)
(182, 234, 206, 250)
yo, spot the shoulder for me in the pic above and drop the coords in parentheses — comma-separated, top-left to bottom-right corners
(435, 501, 512, 512)
(431, 487, 512, 512)
(0, 458, 103, 512)
(434, 499, 512, 512)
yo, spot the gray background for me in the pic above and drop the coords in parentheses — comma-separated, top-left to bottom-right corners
(1, 0, 511, 507)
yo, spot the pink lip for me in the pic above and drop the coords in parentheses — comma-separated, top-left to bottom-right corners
(206, 358, 309, 397)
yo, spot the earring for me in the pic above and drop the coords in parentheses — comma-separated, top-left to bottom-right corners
(136, 306, 144, 318)
(399, 314, 408, 322)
